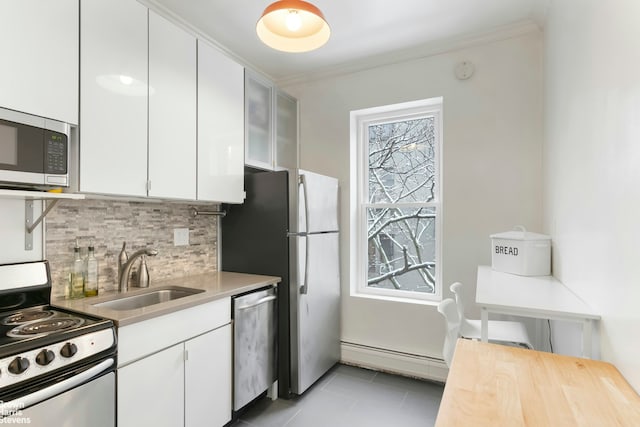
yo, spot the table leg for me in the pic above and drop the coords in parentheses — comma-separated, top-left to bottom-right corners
(535, 318, 542, 351)
(582, 319, 593, 359)
(481, 308, 488, 342)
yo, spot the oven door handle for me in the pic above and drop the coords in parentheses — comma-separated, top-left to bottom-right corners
(2, 358, 114, 410)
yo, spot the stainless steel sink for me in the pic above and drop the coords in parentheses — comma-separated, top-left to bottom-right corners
(92, 286, 204, 311)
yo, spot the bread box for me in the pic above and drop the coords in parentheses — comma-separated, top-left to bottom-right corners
(490, 226, 551, 276)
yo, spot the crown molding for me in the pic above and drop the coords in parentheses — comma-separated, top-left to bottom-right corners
(130, 3, 541, 89)
(530, 0, 551, 29)
(276, 19, 541, 88)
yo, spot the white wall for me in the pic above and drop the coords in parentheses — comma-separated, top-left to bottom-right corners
(283, 32, 543, 363)
(543, 0, 640, 391)
(0, 200, 43, 263)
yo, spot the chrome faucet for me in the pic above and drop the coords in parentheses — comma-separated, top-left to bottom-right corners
(119, 248, 158, 292)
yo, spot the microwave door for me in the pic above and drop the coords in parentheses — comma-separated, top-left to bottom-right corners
(0, 119, 46, 185)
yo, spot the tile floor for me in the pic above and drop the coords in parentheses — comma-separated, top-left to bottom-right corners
(231, 364, 444, 427)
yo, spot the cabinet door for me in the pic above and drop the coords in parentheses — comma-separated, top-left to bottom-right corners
(197, 41, 245, 203)
(0, 0, 78, 124)
(118, 344, 184, 427)
(185, 325, 232, 427)
(275, 91, 298, 170)
(80, 0, 148, 196)
(245, 73, 273, 170)
(148, 11, 197, 199)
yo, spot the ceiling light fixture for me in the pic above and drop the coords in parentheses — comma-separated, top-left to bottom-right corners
(256, 0, 330, 53)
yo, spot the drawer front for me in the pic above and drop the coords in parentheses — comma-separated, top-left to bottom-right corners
(118, 297, 230, 366)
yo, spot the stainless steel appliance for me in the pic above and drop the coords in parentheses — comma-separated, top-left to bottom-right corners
(232, 286, 277, 410)
(0, 107, 70, 188)
(0, 261, 116, 426)
(222, 169, 340, 396)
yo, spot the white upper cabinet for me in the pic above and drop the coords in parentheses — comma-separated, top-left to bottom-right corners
(80, 0, 148, 197)
(245, 72, 273, 170)
(148, 11, 197, 200)
(0, 0, 78, 124)
(197, 41, 245, 203)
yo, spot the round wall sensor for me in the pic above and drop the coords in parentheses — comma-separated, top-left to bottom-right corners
(455, 61, 475, 80)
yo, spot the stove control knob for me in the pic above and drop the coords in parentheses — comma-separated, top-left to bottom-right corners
(60, 342, 78, 358)
(8, 357, 30, 375)
(36, 349, 56, 366)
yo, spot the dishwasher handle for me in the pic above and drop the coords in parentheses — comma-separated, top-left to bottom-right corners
(236, 295, 276, 311)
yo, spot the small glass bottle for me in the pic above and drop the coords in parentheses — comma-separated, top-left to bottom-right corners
(84, 241, 99, 297)
(70, 239, 85, 299)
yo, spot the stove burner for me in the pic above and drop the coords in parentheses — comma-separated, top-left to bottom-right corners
(2, 310, 56, 326)
(7, 317, 86, 338)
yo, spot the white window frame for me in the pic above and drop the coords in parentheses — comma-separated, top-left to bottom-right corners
(349, 97, 443, 303)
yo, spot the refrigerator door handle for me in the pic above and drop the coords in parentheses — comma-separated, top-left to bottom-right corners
(300, 236, 309, 295)
(300, 174, 310, 295)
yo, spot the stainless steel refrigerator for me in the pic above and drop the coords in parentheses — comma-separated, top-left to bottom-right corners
(222, 168, 340, 397)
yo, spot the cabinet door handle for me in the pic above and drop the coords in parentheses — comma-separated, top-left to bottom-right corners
(237, 295, 276, 310)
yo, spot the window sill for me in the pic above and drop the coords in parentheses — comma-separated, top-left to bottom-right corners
(349, 290, 440, 307)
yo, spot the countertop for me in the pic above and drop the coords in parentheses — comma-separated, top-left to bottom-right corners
(436, 339, 640, 426)
(53, 271, 280, 327)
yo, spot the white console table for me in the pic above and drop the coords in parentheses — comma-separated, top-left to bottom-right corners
(476, 265, 600, 358)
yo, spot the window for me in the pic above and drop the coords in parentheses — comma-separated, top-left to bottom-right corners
(350, 98, 442, 301)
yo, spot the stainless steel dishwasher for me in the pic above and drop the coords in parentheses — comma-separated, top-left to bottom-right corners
(233, 286, 277, 411)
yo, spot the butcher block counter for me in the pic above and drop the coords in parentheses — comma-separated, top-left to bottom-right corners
(435, 339, 640, 426)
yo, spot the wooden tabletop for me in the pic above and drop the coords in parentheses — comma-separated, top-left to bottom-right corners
(435, 339, 640, 426)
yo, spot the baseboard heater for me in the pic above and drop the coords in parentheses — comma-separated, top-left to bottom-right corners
(340, 341, 448, 383)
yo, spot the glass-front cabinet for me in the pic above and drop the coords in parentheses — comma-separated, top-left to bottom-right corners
(275, 91, 298, 170)
(245, 72, 273, 169)
(245, 71, 298, 170)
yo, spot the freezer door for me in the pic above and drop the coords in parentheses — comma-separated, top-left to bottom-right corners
(297, 170, 339, 233)
(290, 232, 340, 394)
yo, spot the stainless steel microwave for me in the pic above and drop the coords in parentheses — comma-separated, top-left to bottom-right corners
(0, 107, 70, 187)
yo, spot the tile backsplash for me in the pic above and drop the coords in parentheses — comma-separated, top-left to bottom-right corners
(45, 199, 218, 298)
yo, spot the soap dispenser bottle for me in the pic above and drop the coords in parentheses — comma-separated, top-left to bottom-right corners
(138, 255, 149, 288)
(118, 241, 128, 284)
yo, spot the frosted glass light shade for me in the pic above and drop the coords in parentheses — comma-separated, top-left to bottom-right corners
(257, 0, 330, 53)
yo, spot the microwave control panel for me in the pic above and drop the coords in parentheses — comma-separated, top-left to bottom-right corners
(44, 131, 67, 174)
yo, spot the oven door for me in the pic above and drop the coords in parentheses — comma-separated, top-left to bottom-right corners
(0, 358, 115, 426)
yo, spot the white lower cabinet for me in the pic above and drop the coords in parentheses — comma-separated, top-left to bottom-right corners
(117, 298, 232, 427)
(118, 343, 185, 427)
(118, 326, 231, 427)
(185, 325, 232, 427)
